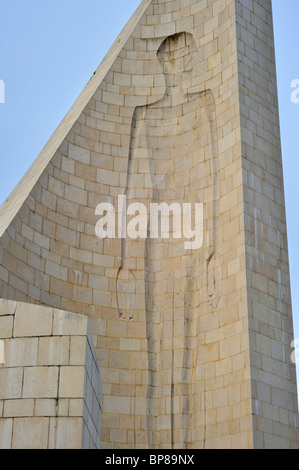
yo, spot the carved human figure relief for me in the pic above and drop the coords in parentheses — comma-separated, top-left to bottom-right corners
(117, 32, 219, 449)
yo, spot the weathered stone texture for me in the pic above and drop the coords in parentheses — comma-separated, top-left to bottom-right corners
(0, 300, 102, 449)
(0, 0, 297, 449)
(236, 0, 298, 448)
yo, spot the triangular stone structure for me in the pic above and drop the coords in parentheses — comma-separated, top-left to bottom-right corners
(0, 0, 298, 449)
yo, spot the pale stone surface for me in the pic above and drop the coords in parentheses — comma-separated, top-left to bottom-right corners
(12, 418, 49, 449)
(0, 0, 297, 450)
(0, 300, 101, 449)
(13, 303, 53, 337)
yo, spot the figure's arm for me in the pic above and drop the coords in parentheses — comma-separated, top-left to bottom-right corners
(202, 90, 219, 307)
(116, 106, 145, 321)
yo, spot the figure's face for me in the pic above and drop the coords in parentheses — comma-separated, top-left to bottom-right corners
(158, 34, 194, 77)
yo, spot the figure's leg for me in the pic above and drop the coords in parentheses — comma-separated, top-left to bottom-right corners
(169, 268, 186, 449)
(181, 256, 201, 448)
(145, 241, 163, 449)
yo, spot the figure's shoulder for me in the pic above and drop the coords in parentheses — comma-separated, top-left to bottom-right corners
(133, 96, 167, 119)
(133, 105, 146, 119)
(190, 88, 215, 106)
(187, 89, 211, 99)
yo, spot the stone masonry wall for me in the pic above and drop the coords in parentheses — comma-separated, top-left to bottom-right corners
(0, 0, 297, 449)
(0, 299, 102, 449)
(0, 0, 253, 448)
(236, 0, 299, 448)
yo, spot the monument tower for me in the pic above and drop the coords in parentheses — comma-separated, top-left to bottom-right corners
(0, 0, 298, 449)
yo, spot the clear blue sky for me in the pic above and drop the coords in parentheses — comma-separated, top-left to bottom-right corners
(0, 1, 298, 371)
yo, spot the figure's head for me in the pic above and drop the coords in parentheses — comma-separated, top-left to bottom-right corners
(157, 32, 197, 76)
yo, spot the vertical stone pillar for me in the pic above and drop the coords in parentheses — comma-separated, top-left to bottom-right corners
(236, 0, 298, 448)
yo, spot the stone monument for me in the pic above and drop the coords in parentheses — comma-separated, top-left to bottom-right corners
(0, 0, 298, 449)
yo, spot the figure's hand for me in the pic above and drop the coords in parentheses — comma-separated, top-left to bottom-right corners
(116, 267, 136, 321)
(207, 253, 219, 310)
